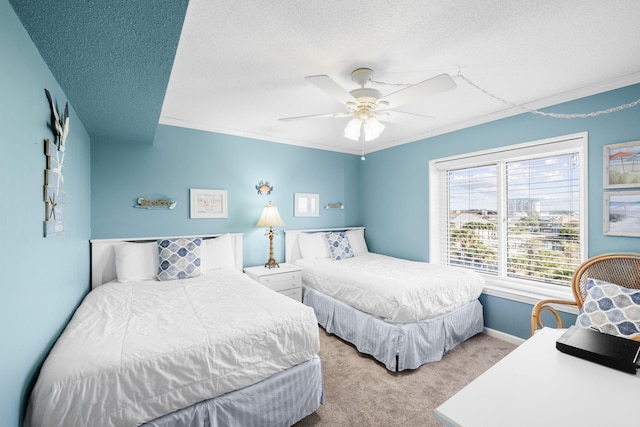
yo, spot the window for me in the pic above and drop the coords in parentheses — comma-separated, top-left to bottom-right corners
(429, 133, 587, 295)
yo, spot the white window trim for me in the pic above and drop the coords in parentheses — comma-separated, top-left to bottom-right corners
(429, 132, 588, 310)
(482, 277, 578, 314)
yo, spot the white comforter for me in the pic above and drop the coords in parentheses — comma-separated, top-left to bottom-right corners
(296, 253, 484, 323)
(25, 269, 320, 427)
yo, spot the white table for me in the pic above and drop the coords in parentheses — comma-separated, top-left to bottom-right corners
(244, 263, 302, 302)
(435, 327, 640, 427)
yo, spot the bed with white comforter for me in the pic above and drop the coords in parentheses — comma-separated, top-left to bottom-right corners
(298, 253, 483, 323)
(25, 234, 322, 427)
(285, 227, 485, 371)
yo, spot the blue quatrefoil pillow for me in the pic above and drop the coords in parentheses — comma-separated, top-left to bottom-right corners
(326, 231, 354, 260)
(157, 237, 202, 281)
(576, 278, 640, 339)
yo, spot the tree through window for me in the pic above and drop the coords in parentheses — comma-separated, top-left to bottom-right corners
(430, 133, 586, 287)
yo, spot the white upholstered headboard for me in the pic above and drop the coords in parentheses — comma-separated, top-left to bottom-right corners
(90, 233, 243, 289)
(284, 227, 365, 264)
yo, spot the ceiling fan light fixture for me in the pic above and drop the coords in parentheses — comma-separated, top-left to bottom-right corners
(283, 67, 457, 144)
(344, 118, 362, 140)
(364, 117, 384, 140)
(344, 116, 385, 141)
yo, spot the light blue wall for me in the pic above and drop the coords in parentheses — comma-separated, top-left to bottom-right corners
(1, 1, 92, 425)
(91, 125, 362, 267)
(362, 83, 640, 339)
(5, 0, 640, 422)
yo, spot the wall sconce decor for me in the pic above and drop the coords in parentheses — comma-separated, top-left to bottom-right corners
(255, 180, 273, 195)
(324, 202, 344, 210)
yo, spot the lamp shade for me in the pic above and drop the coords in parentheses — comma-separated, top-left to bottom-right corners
(343, 118, 362, 140)
(256, 203, 284, 227)
(343, 116, 385, 142)
(363, 117, 385, 140)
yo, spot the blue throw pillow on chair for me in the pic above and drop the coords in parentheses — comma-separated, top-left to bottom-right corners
(576, 278, 640, 339)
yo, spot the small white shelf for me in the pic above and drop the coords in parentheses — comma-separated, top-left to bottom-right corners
(324, 203, 344, 210)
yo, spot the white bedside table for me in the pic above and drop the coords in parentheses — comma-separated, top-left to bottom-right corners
(244, 263, 302, 302)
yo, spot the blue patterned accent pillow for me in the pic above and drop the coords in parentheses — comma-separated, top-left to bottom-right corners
(576, 278, 640, 339)
(326, 232, 354, 260)
(157, 238, 202, 281)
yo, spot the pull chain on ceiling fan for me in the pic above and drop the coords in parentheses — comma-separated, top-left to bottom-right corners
(279, 67, 457, 142)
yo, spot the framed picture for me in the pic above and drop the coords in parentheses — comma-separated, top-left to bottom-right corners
(604, 140, 640, 188)
(190, 189, 227, 218)
(294, 193, 319, 217)
(603, 191, 640, 236)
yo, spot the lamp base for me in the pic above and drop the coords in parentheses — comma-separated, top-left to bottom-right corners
(264, 258, 280, 269)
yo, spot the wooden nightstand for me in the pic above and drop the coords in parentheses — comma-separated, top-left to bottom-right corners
(244, 263, 302, 302)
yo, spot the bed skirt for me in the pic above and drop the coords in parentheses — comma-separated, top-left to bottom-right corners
(304, 288, 484, 371)
(143, 356, 323, 427)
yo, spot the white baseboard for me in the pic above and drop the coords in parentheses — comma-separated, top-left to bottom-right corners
(483, 327, 525, 346)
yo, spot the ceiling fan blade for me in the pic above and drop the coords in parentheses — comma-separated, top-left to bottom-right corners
(279, 112, 351, 122)
(374, 109, 435, 125)
(378, 110, 435, 119)
(378, 73, 456, 109)
(305, 74, 358, 105)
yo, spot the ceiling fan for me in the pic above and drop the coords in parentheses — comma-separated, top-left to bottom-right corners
(279, 67, 456, 141)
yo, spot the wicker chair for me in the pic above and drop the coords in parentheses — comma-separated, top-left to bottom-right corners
(531, 253, 640, 339)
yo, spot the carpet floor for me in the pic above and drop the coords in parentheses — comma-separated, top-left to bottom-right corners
(294, 327, 517, 427)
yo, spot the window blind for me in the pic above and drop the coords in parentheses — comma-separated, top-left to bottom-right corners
(435, 134, 585, 287)
(442, 164, 499, 275)
(505, 153, 581, 284)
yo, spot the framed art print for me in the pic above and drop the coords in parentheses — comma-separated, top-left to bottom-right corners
(604, 140, 640, 189)
(190, 188, 228, 218)
(294, 193, 319, 217)
(603, 191, 640, 236)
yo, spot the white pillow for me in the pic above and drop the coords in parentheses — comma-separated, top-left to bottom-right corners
(201, 234, 236, 270)
(346, 229, 368, 255)
(298, 233, 330, 259)
(114, 242, 159, 282)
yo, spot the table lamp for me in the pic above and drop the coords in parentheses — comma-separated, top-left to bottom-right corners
(256, 201, 284, 268)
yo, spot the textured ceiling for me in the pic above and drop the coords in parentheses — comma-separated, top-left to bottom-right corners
(10, 0, 188, 144)
(10, 1, 640, 153)
(160, 0, 640, 154)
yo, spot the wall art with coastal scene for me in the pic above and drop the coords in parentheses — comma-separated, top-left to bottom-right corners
(190, 188, 228, 218)
(604, 191, 640, 237)
(604, 140, 640, 188)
